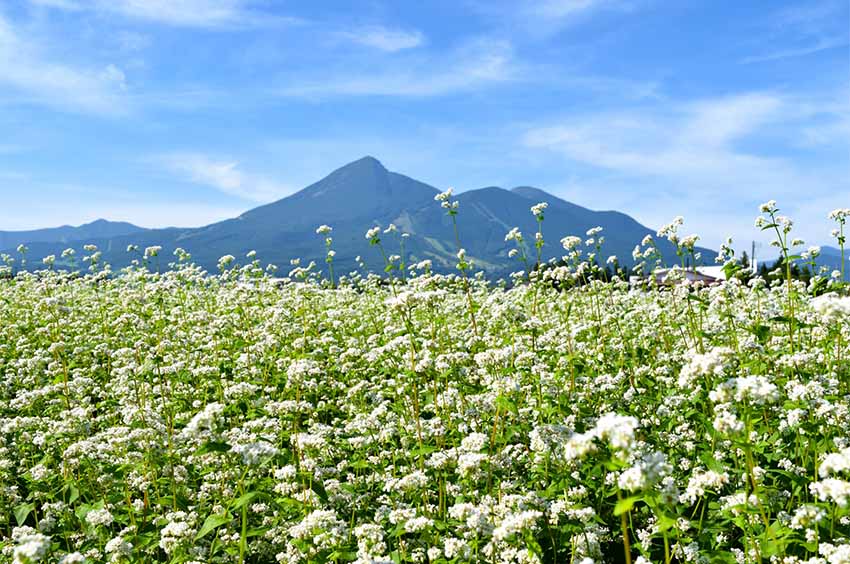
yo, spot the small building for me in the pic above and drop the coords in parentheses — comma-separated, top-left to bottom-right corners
(652, 266, 726, 285)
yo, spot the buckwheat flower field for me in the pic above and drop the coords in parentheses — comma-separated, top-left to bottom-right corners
(1, 205, 849, 564)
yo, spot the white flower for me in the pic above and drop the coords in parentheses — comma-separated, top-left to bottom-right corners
(530, 202, 548, 218)
(460, 432, 488, 452)
(435, 187, 454, 202)
(790, 505, 825, 530)
(760, 200, 777, 213)
(680, 469, 729, 504)
(85, 508, 114, 527)
(492, 510, 542, 541)
(820, 447, 850, 478)
(681, 234, 700, 249)
(505, 227, 523, 242)
(144, 246, 162, 259)
(290, 510, 347, 549)
(678, 347, 732, 389)
(105, 537, 133, 556)
(561, 236, 582, 251)
(709, 376, 778, 405)
(810, 478, 850, 507)
(776, 215, 793, 232)
(13, 532, 51, 563)
(231, 442, 279, 465)
(828, 208, 850, 221)
(811, 294, 850, 323)
(594, 413, 639, 451)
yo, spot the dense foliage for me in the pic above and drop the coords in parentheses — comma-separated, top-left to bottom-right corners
(1, 202, 849, 564)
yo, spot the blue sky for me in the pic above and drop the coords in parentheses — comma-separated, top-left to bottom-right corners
(0, 0, 847, 250)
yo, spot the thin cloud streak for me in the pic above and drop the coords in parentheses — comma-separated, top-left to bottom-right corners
(278, 38, 518, 98)
(522, 91, 849, 247)
(740, 0, 849, 64)
(28, 0, 302, 29)
(0, 15, 129, 115)
(155, 153, 294, 202)
(338, 26, 426, 52)
(741, 35, 848, 64)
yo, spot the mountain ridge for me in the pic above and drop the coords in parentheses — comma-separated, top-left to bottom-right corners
(0, 219, 145, 251)
(1, 157, 716, 275)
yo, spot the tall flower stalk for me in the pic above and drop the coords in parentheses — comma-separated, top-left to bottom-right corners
(435, 188, 479, 338)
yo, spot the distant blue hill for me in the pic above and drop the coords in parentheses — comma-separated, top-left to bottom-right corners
(0, 156, 715, 275)
(818, 245, 850, 275)
(0, 219, 145, 250)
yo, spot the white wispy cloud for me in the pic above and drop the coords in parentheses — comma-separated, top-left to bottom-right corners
(741, 35, 847, 64)
(522, 92, 849, 246)
(29, 0, 299, 29)
(523, 93, 790, 179)
(741, 0, 848, 64)
(279, 38, 517, 98)
(0, 15, 129, 115)
(472, 0, 635, 35)
(157, 153, 293, 202)
(528, 0, 615, 20)
(339, 26, 425, 52)
(30, 0, 82, 9)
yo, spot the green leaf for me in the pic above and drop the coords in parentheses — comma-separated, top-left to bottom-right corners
(310, 481, 328, 503)
(230, 491, 259, 511)
(14, 503, 35, 526)
(196, 441, 232, 455)
(614, 496, 640, 516)
(195, 512, 233, 540)
(328, 550, 357, 561)
(68, 483, 80, 504)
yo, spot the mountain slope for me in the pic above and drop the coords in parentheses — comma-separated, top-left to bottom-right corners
(0, 157, 716, 275)
(818, 245, 849, 276)
(394, 184, 713, 273)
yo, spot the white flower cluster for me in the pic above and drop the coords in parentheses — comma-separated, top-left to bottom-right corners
(4, 215, 850, 562)
(709, 375, 779, 406)
(677, 347, 733, 389)
(811, 293, 850, 323)
(12, 527, 51, 564)
(530, 202, 548, 218)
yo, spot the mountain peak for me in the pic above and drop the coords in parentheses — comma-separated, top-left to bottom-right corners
(337, 155, 386, 172)
(237, 156, 436, 229)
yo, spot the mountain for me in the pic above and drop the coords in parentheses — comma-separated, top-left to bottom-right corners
(0, 157, 715, 275)
(0, 219, 145, 251)
(818, 246, 850, 275)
